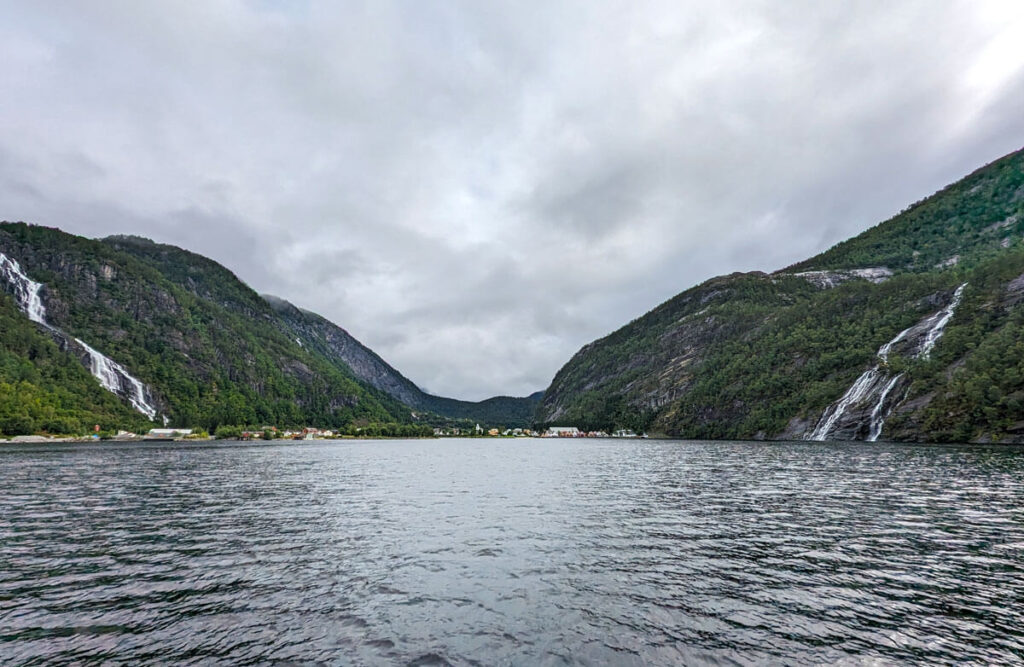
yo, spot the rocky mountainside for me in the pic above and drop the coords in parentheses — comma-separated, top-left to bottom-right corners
(538, 147, 1024, 443)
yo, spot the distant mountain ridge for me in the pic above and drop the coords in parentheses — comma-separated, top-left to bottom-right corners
(538, 146, 1024, 443)
(263, 293, 543, 425)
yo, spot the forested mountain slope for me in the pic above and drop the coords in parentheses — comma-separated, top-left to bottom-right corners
(0, 288, 151, 434)
(538, 147, 1024, 443)
(0, 223, 411, 433)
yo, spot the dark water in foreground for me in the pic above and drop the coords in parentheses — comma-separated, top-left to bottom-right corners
(2, 439, 1023, 665)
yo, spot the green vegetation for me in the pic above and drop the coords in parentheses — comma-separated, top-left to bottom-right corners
(415, 392, 544, 428)
(213, 424, 243, 439)
(886, 246, 1024, 442)
(348, 423, 434, 438)
(0, 292, 150, 436)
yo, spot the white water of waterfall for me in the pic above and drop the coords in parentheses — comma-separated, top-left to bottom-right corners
(0, 252, 47, 325)
(867, 373, 904, 442)
(863, 283, 967, 441)
(919, 283, 967, 358)
(877, 325, 912, 361)
(807, 368, 881, 441)
(1, 251, 158, 421)
(74, 338, 158, 420)
(808, 283, 967, 442)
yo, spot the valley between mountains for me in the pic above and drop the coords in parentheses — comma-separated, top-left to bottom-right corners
(2, 147, 1024, 442)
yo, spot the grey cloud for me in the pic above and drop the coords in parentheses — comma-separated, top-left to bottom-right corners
(2, 1, 1023, 399)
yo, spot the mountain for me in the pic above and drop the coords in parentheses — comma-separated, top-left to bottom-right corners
(537, 146, 1024, 443)
(98, 235, 541, 427)
(0, 224, 536, 436)
(7, 147, 1021, 442)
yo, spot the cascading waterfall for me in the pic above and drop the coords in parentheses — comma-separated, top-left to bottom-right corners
(918, 283, 967, 358)
(0, 250, 159, 421)
(73, 338, 158, 420)
(0, 252, 47, 325)
(808, 283, 967, 442)
(807, 367, 882, 441)
(867, 373, 904, 441)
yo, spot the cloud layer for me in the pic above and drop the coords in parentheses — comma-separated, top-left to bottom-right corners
(2, 1, 1023, 399)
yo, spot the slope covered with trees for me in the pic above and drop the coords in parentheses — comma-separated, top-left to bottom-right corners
(0, 291, 151, 435)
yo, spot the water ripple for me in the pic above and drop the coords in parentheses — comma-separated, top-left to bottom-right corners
(2, 439, 1023, 664)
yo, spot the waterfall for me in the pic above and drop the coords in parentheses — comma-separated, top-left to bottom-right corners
(74, 338, 158, 420)
(1, 250, 159, 421)
(0, 252, 48, 325)
(866, 373, 904, 442)
(919, 283, 967, 358)
(807, 368, 882, 441)
(808, 283, 967, 442)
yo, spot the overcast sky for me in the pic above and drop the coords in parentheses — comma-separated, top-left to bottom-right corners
(2, 1, 1023, 399)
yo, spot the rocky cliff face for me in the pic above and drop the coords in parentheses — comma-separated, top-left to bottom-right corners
(264, 294, 425, 408)
(538, 147, 1024, 443)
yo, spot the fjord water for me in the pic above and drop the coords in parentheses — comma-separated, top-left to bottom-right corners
(2, 440, 1023, 664)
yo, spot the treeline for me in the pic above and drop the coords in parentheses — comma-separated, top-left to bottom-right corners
(416, 392, 543, 428)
